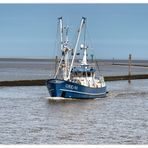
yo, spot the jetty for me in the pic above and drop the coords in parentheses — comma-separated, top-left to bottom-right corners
(0, 74, 148, 86)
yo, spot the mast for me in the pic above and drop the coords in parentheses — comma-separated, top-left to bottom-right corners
(81, 44, 88, 65)
(63, 26, 69, 80)
(67, 17, 86, 79)
(81, 19, 88, 66)
(59, 17, 64, 51)
(54, 17, 64, 78)
(54, 17, 70, 80)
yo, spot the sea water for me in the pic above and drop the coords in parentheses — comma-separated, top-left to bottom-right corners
(0, 79, 148, 144)
(0, 59, 148, 81)
(0, 59, 148, 144)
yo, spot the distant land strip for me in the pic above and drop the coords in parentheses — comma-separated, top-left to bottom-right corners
(104, 74, 148, 81)
(112, 63, 148, 67)
(0, 74, 148, 86)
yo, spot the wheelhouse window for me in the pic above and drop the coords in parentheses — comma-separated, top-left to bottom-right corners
(72, 71, 94, 77)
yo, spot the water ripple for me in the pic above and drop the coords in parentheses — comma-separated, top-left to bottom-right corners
(0, 79, 148, 144)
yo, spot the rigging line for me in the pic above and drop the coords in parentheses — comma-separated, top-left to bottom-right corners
(53, 19, 60, 76)
(71, 23, 79, 54)
(86, 25, 102, 74)
(54, 55, 64, 78)
(95, 60, 101, 75)
(87, 27, 94, 55)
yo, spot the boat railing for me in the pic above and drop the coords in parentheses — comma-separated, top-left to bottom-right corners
(96, 75, 105, 82)
(73, 63, 96, 68)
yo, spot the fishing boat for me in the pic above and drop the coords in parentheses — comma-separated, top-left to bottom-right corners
(46, 17, 107, 99)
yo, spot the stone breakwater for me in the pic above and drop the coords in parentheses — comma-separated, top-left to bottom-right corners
(0, 74, 148, 86)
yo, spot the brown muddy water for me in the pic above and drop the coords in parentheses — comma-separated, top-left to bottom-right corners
(0, 79, 148, 144)
(0, 59, 148, 144)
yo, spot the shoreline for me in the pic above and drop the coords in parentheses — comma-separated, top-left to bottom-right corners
(112, 63, 148, 67)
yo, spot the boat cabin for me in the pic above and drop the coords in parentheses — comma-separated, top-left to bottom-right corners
(70, 66, 101, 87)
(71, 66, 96, 77)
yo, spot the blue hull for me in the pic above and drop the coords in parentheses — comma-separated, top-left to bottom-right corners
(46, 79, 107, 99)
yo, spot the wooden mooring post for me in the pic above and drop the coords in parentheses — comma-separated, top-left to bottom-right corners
(128, 54, 132, 83)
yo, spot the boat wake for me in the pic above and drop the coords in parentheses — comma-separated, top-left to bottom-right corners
(45, 96, 97, 102)
(45, 96, 77, 101)
(108, 91, 148, 99)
